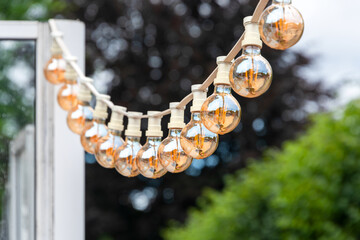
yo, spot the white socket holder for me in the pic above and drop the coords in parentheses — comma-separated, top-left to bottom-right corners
(108, 106, 127, 131)
(168, 102, 185, 129)
(93, 94, 110, 119)
(125, 112, 143, 137)
(191, 84, 208, 112)
(50, 39, 62, 56)
(214, 56, 232, 85)
(64, 56, 78, 83)
(146, 111, 163, 137)
(241, 16, 263, 49)
(78, 79, 93, 102)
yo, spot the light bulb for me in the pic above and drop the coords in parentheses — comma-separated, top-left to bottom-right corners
(230, 46, 272, 98)
(158, 129, 192, 173)
(95, 129, 125, 168)
(115, 136, 142, 177)
(80, 117, 108, 154)
(67, 100, 93, 134)
(180, 85, 219, 159)
(201, 57, 241, 134)
(136, 111, 167, 179)
(80, 94, 110, 154)
(115, 111, 143, 177)
(94, 106, 126, 168)
(57, 81, 78, 111)
(158, 102, 192, 173)
(259, 0, 304, 50)
(137, 136, 167, 179)
(67, 80, 93, 135)
(43, 39, 66, 84)
(180, 112, 219, 159)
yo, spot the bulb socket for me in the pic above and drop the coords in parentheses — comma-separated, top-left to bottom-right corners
(78, 78, 93, 102)
(93, 94, 110, 119)
(108, 106, 127, 131)
(64, 56, 78, 83)
(214, 56, 232, 85)
(168, 102, 185, 129)
(50, 39, 62, 56)
(242, 16, 263, 49)
(125, 112, 143, 137)
(191, 84, 208, 112)
(146, 111, 163, 137)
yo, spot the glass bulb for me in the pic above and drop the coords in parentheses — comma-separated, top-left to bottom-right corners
(114, 136, 142, 177)
(80, 117, 108, 154)
(137, 137, 167, 179)
(43, 54, 66, 84)
(158, 129, 192, 173)
(180, 112, 219, 159)
(67, 100, 94, 135)
(259, 0, 304, 50)
(230, 46, 272, 98)
(201, 84, 241, 134)
(95, 129, 125, 168)
(57, 80, 78, 111)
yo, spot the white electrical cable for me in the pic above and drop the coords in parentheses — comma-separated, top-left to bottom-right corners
(47, 0, 269, 119)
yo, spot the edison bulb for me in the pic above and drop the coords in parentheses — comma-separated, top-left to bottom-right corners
(67, 101, 93, 135)
(115, 137, 142, 177)
(137, 137, 167, 179)
(180, 112, 219, 159)
(158, 129, 192, 173)
(201, 84, 241, 134)
(95, 129, 125, 168)
(260, 0, 304, 50)
(230, 46, 272, 98)
(43, 55, 66, 84)
(80, 118, 108, 154)
(57, 81, 78, 111)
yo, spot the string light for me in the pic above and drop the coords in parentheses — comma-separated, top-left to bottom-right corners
(45, 0, 305, 178)
(67, 79, 94, 135)
(180, 85, 219, 159)
(95, 106, 126, 168)
(43, 32, 66, 85)
(158, 103, 192, 173)
(137, 112, 167, 179)
(80, 94, 110, 154)
(57, 56, 79, 111)
(259, 0, 304, 50)
(230, 16, 273, 98)
(115, 112, 143, 177)
(201, 57, 241, 135)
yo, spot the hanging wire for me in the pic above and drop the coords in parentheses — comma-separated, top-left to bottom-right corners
(48, 0, 269, 119)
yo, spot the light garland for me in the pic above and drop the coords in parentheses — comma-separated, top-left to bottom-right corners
(43, 0, 304, 179)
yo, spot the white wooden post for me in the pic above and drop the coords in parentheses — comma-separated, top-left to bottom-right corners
(0, 20, 85, 240)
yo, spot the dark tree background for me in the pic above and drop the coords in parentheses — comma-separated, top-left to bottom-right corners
(58, 0, 331, 239)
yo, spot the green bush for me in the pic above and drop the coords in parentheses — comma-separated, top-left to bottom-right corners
(163, 101, 360, 240)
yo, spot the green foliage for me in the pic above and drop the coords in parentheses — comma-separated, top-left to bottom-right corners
(163, 101, 360, 240)
(0, 0, 65, 20)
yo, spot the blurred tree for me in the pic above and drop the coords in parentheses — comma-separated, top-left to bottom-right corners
(56, 0, 332, 239)
(0, 0, 64, 20)
(163, 100, 360, 240)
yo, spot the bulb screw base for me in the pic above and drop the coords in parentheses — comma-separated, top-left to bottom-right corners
(64, 56, 78, 83)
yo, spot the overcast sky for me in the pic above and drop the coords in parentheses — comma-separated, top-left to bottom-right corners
(292, 0, 360, 105)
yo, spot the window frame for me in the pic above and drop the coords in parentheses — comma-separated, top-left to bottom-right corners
(0, 20, 85, 240)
